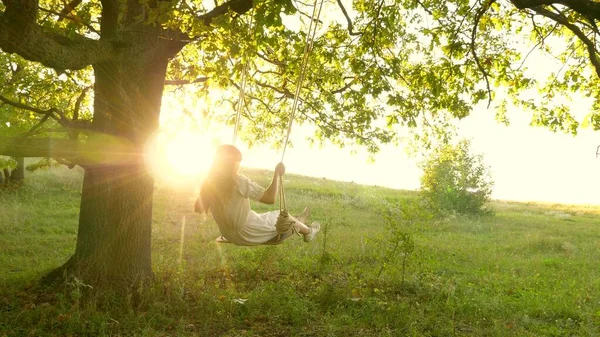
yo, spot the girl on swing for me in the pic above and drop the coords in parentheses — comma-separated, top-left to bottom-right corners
(195, 144, 320, 246)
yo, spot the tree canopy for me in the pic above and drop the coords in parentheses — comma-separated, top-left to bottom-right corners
(1, 0, 599, 157)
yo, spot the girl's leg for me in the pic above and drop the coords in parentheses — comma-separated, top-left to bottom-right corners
(293, 207, 320, 242)
(294, 207, 311, 235)
(294, 221, 311, 235)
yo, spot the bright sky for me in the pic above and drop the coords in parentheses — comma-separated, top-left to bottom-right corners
(239, 113, 600, 206)
(151, 98, 600, 206)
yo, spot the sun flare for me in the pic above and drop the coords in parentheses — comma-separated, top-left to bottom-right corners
(145, 129, 217, 185)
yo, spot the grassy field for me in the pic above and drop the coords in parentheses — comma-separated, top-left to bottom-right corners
(1, 165, 599, 336)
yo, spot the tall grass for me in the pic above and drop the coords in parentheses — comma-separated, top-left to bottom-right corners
(1, 165, 599, 336)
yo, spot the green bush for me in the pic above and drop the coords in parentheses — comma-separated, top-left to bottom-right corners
(420, 139, 493, 216)
(0, 156, 16, 170)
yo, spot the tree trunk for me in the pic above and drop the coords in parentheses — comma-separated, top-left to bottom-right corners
(45, 33, 173, 288)
(2, 168, 10, 183)
(53, 164, 156, 286)
(10, 157, 24, 183)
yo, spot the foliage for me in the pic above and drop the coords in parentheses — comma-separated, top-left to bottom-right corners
(420, 139, 493, 215)
(3, 1, 600, 154)
(376, 199, 433, 285)
(1, 167, 600, 336)
(0, 156, 16, 170)
(0, 52, 92, 140)
(25, 158, 60, 172)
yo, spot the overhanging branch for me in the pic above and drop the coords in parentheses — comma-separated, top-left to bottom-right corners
(0, 93, 62, 120)
(511, 0, 600, 20)
(195, 0, 253, 26)
(533, 6, 600, 77)
(0, 0, 115, 70)
(58, 0, 84, 19)
(0, 92, 93, 131)
(0, 136, 142, 167)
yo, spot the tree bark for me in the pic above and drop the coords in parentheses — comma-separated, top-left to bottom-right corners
(2, 168, 10, 184)
(47, 164, 156, 286)
(9, 157, 24, 183)
(44, 29, 174, 288)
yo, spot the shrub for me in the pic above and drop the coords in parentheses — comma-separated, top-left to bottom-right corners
(420, 139, 493, 216)
(377, 199, 433, 285)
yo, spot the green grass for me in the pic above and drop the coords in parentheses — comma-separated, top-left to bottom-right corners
(1, 166, 600, 336)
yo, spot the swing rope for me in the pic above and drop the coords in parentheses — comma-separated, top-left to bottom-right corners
(275, 174, 301, 237)
(280, 0, 325, 163)
(232, 61, 248, 144)
(232, 12, 255, 145)
(228, 2, 324, 239)
(275, 0, 325, 238)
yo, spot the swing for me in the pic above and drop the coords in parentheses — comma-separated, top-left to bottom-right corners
(215, 174, 300, 245)
(215, 0, 325, 246)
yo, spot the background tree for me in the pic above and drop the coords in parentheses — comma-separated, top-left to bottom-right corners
(0, 0, 599, 288)
(420, 139, 493, 216)
(0, 50, 92, 183)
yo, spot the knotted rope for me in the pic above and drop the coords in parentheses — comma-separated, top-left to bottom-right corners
(275, 175, 301, 238)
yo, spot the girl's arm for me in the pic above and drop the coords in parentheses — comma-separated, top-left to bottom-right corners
(259, 163, 285, 204)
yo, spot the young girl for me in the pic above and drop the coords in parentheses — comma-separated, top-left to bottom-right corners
(195, 144, 320, 246)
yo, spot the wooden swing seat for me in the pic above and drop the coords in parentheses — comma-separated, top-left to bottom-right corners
(215, 231, 294, 246)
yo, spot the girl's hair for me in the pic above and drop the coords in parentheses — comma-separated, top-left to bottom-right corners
(199, 145, 242, 213)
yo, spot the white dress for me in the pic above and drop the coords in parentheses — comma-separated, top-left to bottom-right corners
(210, 175, 280, 246)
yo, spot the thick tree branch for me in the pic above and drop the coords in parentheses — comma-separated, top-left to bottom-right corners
(533, 6, 600, 77)
(58, 0, 83, 19)
(511, 0, 600, 20)
(0, 93, 61, 120)
(0, 92, 92, 131)
(0, 0, 115, 70)
(0, 136, 142, 167)
(195, 0, 253, 26)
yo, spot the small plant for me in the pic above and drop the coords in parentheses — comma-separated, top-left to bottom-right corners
(377, 200, 432, 285)
(420, 139, 493, 216)
(320, 217, 333, 265)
